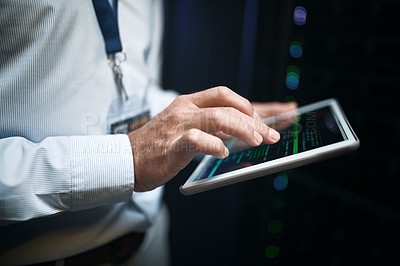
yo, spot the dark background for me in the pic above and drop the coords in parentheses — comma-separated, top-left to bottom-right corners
(161, 0, 400, 265)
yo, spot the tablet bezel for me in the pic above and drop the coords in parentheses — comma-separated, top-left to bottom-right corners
(179, 98, 359, 195)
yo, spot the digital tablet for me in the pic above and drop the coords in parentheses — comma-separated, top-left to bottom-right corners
(180, 98, 359, 195)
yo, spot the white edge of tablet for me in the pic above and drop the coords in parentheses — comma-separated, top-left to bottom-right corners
(179, 98, 360, 195)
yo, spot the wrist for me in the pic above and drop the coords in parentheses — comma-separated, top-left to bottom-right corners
(127, 132, 146, 192)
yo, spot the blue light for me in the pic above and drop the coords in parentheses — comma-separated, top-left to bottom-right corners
(289, 41, 303, 58)
(294, 6, 307, 26)
(285, 75, 299, 90)
(273, 174, 288, 191)
(285, 65, 300, 90)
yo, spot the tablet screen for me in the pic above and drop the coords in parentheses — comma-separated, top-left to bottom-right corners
(191, 106, 347, 182)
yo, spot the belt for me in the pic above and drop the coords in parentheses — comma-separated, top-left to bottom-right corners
(33, 232, 145, 266)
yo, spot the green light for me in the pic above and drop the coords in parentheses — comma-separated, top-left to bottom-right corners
(286, 71, 299, 79)
(286, 65, 300, 76)
(293, 116, 299, 154)
(268, 220, 283, 234)
(265, 245, 280, 258)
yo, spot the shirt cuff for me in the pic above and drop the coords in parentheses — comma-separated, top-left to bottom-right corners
(69, 134, 135, 210)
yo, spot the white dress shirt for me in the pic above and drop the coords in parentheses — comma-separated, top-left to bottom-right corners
(0, 0, 178, 264)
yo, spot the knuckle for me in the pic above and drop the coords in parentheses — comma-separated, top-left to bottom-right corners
(185, 129, 200, 143)
(224, 107, 238, 125)
(207, 108, 221, 120)
(167, 108, 183, 122)
(225, 106, 235, 115)
(215, 86, 231, 98)
(226, 107, 241, 119)
(254, 119, 263, 131)
(243, 122, 254, 135)
(202, 108, 223, 132)
(244, 98, 252, 109)
(177, 110, 198, 129)
(174, 95, 188, 105)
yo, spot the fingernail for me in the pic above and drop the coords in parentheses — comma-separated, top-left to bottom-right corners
(269, 128, 280, 142)
(254, 131, 263, 144)
(218, 147, 229, 158)
(223, 147, 229, 157)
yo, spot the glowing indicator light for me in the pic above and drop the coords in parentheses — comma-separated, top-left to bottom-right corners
(285, 76, 299, 90)
(294, 6, 307, 26)
(273, 174, 288, 191)
(286, 71, 299, 79)
(289, 41, 303, 58)
(287, 65, 300, 76)
(285, 65, 300, 90)
(265, 245, 280, 258)
(268, 220, 283, 234)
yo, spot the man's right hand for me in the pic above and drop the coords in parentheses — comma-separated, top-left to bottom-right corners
(128, 86, 280, 192)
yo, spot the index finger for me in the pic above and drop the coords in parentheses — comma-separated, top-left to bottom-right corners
(188, 86, 256, 118)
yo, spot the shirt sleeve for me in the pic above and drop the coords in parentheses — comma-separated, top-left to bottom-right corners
(0, 134, 135, 226)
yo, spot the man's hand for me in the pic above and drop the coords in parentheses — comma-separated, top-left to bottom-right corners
(128, 87, 293, 192)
